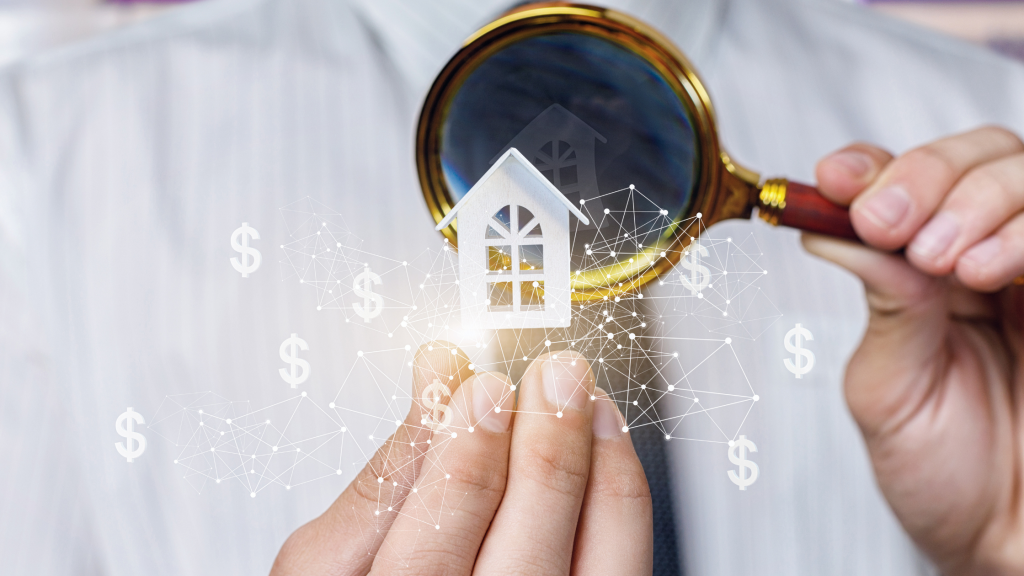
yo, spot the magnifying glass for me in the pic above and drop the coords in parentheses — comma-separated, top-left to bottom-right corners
(417, 2, 857, 302)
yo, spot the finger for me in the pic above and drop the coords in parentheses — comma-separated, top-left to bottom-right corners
(815, 142, 894, 206)
(271, 342, 473, 576)
(570, 388, 652, 576)
(800, 233, 947, 435)
(849, 126, 1024, 251)
(474, 351, 597, 575)
(369, 372, 515, 574)
(904, 152, 1024, 276)
(956, 211, 1024, 292)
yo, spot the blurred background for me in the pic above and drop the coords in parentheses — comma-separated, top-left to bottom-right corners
(1, 0, 1022, 67)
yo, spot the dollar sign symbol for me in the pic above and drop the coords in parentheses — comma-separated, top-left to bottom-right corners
(679, 241, 710, 295)
(279, 333, 311, 388)
(115, 407, 147, 463)
(353, 266, 383, 322)
(421, 379, 452, 432)
(728, 435, 759, 490)
(230, 222, 262, 278)
(784, 323, 815, 378)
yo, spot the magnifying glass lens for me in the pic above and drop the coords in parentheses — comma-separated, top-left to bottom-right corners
(439, 32, 701, 270)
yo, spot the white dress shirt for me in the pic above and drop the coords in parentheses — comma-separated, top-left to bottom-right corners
(1, 0, 1022, 574)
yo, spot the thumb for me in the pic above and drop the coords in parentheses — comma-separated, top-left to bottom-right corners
(800, 233, 948, 436)
(271, 341, 473, 576)
(815, 143, 894, 206)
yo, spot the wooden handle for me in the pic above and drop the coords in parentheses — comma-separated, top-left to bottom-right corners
(758, 179, 858, 241)
(757, 180, 1024, 284)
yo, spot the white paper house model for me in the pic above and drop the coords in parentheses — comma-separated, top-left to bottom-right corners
(435, 148, 589, 330)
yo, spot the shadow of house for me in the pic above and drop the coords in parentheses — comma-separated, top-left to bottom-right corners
(491, 104, 607, 228)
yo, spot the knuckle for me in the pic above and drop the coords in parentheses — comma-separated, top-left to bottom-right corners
(504, 552, 566, 575)
(901, 145, 959, 183)
(394, 539, 477, 576)
(519, 434, 590, 496)
(977, 125, 1024, 152)
(589, 461, 652, 505)
(963, 165, 1014, 202)
(350, 468, 394, 506)
(444, 449, 508, 499)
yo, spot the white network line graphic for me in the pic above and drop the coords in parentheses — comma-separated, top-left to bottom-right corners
(145, 186, 780, 562)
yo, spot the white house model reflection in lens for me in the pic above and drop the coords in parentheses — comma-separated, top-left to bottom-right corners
(490, 104, 607, 227)
(436, 148, 589, 329)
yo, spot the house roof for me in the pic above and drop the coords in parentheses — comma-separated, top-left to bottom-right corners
(435, 147, 591, 230)
(487, 104, 607, 164)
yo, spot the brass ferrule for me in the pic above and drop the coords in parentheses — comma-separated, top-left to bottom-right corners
(757, 178, 788, 226)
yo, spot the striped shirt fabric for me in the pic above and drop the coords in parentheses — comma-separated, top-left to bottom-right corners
(1, 0, 1023, 574)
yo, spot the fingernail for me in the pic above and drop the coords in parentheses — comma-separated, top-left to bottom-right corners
(543, 353, 591, 411)
(827, 151, 872, 178)
(861, 184, 911, 228)
(909, 212, 960, 260)
(961, 235, 1001, 267)
(592, 394, 625, 439)
(473, 373, 513, 433)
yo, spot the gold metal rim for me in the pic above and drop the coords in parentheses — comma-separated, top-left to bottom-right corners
(415, 2, 725, 302)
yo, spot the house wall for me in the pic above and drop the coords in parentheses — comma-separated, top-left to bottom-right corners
(457, 158, 572, 330)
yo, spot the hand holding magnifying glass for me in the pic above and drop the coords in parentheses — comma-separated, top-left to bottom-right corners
(806, 126, 1024, 575)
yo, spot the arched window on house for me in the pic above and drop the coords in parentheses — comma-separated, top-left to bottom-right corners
(484, 204, 545, 312)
